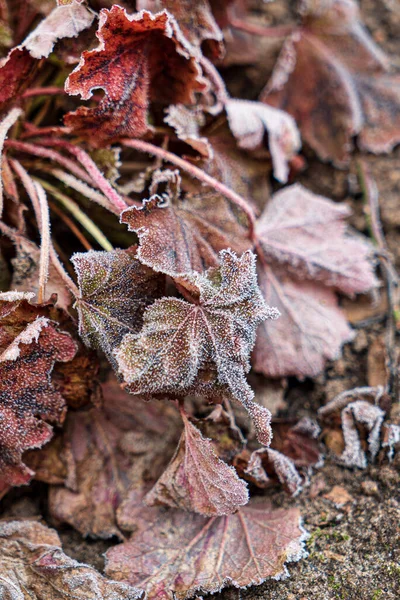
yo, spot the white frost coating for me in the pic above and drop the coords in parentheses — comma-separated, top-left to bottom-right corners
(226, 99, 301, 183)
(0, 317, 50, 362)
(23, 1, 95, 59)
(0, 291, 35, 302)
(382, 423, 400, 462)
(339, 400, 385, 468)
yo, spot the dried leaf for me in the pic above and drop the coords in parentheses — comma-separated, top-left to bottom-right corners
(71, 248, 164, 369)
(22, 0, 95, 59)
(49, 375, 181, 538)
(262, 0, 400, 164)
(226, 98, 301, 183)
(105, 502, 307, 600)
(244, 447, 302, 495)
(338, 400, 385, 468)
(137, 0, 223, 56)
(116, 250, 279, 445)
(0, 293, 77, 485)
(0, 520, 142, 599)
(271, 417, 323, 469)
(252, 184, 377, 378)
(121, 170, 251, 279)
(65, 6, 206, 142)
(145, 410, 248, 515)
(165, 104, 213, 158)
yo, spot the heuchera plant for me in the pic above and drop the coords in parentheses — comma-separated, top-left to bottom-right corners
(0, 1, 397, 598)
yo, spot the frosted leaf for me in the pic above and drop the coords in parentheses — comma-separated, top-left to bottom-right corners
(64, 6, 205, 142)
(165, 104, 213, 158)
(120, 171, 251, 279)
(262, 0, 400, 164)
(105, 502, 308, 599)
(145, 411, 249, 515)
(49, 375, 181, 538)
(22, 0, 95, 59)
(0, 296, 76, 486)
(256, 184, 378, 295)
(271, 417, 323, 469)
(252, 184, 377, 378)
(71, 248, 164, 370)
(245, 447, 302, 496)
(339, 400, 385, 469)
(0, 520, 142, 599)
(226, 99, 301, 183)
(116, 250, 279, 445)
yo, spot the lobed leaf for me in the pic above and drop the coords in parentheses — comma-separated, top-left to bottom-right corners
(115, 250, 279, 445)
(105, 502, 308, 600)
(64, 6, 206, 142)
(262, 0, 400, 164)
(71, 248, 164, 370)
(0, 293, 77, 486)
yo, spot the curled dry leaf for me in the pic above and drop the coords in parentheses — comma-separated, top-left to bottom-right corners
(121, 170, 251, 279)
(262, 0, 400, 165)
(252, 184, 377, 378)
(145, 410, 249, 515)
(0, 520, 142, 599)
(271, 417, 323, 469)
(106, 502, 307, 600)
(225, 98, 301, 183)
(116, 250, 279, 445)
(137, 0, 223, 56)
(0, 293, 76, 486)
(244, 447, 302, 496)
(64, 6, 206, 142)
(165, 104, 213, 158)
(49, 375, 181, 538)
(71, 248, 164, 370)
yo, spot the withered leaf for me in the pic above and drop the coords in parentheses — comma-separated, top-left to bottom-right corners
(244, 447, 302, 496)
(165, 104, 213, 158)
(121, 170, 251, 279)
(252, 184, 377, 378)
(105, 502, 307, 600)
(271, 417, 323, 469)
(225, 98, 301, 183)
(261, 0, 400, 165)
(71, 248, 164, 369)
(65, 6, 206, 142)
(145, 410, 248, 515)
(0, 293, 77, 486)
(116, 250, 279, 445)
(0, 520, 142, 599)
(137, 0, 223, 56)
(49, 375, 181, 538)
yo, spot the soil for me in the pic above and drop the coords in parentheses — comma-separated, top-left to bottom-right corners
(1, 1, 400, 599)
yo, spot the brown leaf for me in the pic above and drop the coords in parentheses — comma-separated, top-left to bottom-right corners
(145, 410, 248, 515)
(137, 0, 224, 56)
(105, 502, 307, 599)
(244, 447, 302, 495)
(115, 250, 279, 445)
(0, 292, 77, 486)
(120, 170, 251, 279)
(0, 520, 142, 599)
(64, 6, 206, 142)
(49, 375, 181, 538)
(225, 98, 301, 183)
(71, 248, 164, 370)
(252, 184, 377, 378)
(271, 417, 323, 469)
(165, 104, 213, 158)
(261, 0, 400, 164)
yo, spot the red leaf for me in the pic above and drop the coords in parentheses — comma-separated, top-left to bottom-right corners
(105, 502, 307, 599)
(0, 293, 77, 486)
(261, 0, 400, 164)
(244, 447, 302, 496)
(64, 6, 206, 143)
(137, 0, 224, 57)
(49, 375, 181, 538)
(0, 520, 142, 599)
(145, 410, 248, 515)
(115, 250, 279, 445)
(252, 184, 377, 378)
(120, 169, 251, 279)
